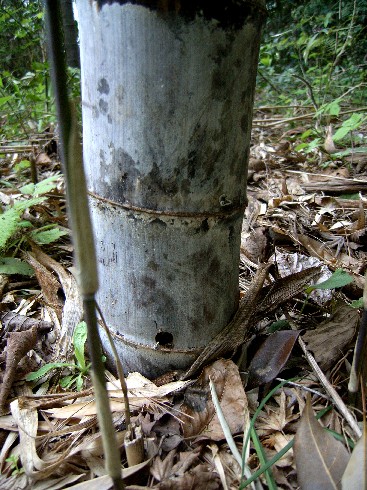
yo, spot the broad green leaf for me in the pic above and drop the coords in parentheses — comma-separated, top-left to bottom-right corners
(26, 362, 73, 381)
(14, 160, 31, 173)
(73, 321, 88, 370)
(294, 396, 349, 490)
(0, 257, 34, 276)
(0, 96, 13, 107)
(333, 114, 365, 142)
(300, 128, 314, 140)
(260, 56, 272, 67)
(306, 269, 353, 294)
(333, 125, 351, 142)
(31, 227, 68, 245)
(324, 100, 341, 116)
(296, 138, 321, 153)
(295, 142, 309, 151)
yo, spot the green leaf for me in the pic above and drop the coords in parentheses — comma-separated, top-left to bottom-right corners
(295, 142, 309, 151)
(333, 125, 351, 141)
(324, 100, 341, 116)
(75, 374, 84, 391)
(296, 138, 321, 153)
(31, 227, 68, 245)
(59, 375, 75, 389)
(0, 257, 34, 276)
(350, 298, 363, 308)
(0, 207, 23, 250)
(14, 160, 31, 173)
(19, 183, 36, 195)
(0, 197, 45, 252)
(267, 319, 289, 333)
(73, 321, 88, 370)
(20, 174, 60, 196)
(13, 196, 45, 212)
(0, 95, 13, 107)
(300, 128, 314, 140)
(25, 362, 73, 381)
(306, 269, 353, 294)
(333, 114, 365, 142)
(260, 56, 272, 67)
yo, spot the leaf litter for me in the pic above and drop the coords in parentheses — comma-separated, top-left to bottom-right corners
(0, 111, 367, 488)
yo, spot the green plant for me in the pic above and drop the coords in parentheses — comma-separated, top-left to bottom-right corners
(0, 2, 82, 139)
(5, 454, 24, 476)
(26, 321, 91, 391)
(257, 1, 367, 158)
(305, 268, 354, 294)
(0, 173, 68, 276)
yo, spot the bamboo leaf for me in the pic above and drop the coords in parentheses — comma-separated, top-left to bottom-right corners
(25, 362, 73, 381)
(73, 321, 88, 370)
(294, 396, 349, 489)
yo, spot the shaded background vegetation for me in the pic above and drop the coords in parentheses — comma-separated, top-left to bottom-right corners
(258, 0, 367, 108)
(0, 0, 366, 147)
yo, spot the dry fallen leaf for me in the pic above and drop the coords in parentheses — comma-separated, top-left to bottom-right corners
(0, 326, 38, 413)
(302, 302, 359, 370)
(247, 330, 300, 388)
(181, 359, 248, 441)
(294, 396, 349, 489)
(341, 426, 367, 489)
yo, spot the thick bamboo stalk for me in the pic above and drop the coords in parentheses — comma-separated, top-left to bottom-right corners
(76, 0, 266, 377)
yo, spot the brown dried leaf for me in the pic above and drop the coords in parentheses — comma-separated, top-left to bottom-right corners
(35, 152, 52, 165)
(0, 274, 8, 299)
(150, 449, 177, 482)
(302, 302, 359, 370)
(181, 359, 248, 441)
(257, 390, 298, 435)
(341, 427, 367, 489)
(241, 226, 271, 263)
(156, 463, 221, 490)
(0, 311, 52, 344)
(149, 413, 183, 452)
(0, 326, 38, 412)
(247, 330, 300, 388)
(10, 399, 44, 474)
(297, 233, 362, 271)
(294, 396, 349, 490)
(23, 252, 63, 320)
(31, 246, 83, 360)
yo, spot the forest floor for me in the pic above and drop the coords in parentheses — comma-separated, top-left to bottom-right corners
(0, 105, 366, 489)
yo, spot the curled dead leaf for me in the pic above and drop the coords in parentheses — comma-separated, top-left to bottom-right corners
(294, 396, 349, 490)
(247, 330, 300, 388)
